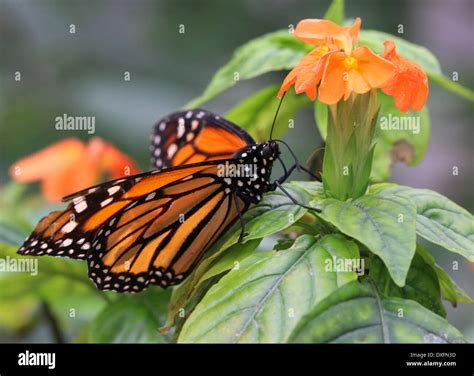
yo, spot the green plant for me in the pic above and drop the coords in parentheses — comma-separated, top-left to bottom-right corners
(0, 0, 472, 343)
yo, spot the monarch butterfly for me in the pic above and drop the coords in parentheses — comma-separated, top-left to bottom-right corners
(17, 107, 319, 292)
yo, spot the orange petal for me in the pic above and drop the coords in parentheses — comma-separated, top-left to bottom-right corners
(381, 40, 429, 112)
(295, 19, 346, 45)
(278, 67, 299, 98)
(99, 139, 140, 178)
(412, 72, 429, 111)
(318, 52, 347, 105)
(352, 46, 395, 89)
(9, 138, 85, 183)
(295, 18, 361, 52)
(278, 46, 332, 100)
(345, 69, 370, 99)
(348, 17, 362, 43)
(382, 40, 399, 63)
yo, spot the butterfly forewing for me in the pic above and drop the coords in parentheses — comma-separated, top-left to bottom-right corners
(150, 109, 255, 169)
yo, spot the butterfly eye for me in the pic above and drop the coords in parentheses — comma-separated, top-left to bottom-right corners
(262, 142, 278, 159)
(260, 145, 270, 158)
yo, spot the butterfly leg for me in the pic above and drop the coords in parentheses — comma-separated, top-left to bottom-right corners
(274, 140, 321, 181)
(274, 181, 321, 213)
(276, 157, 297, 184)
(233, 190, 246, 243)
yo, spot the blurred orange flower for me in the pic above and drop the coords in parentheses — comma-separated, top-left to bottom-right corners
(381, 40, 429, 112)
(9, 137, 139, 202)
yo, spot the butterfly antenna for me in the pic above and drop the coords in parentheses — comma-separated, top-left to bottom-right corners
(270, 92, 286, 140)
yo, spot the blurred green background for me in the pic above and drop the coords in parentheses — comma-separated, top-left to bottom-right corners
(0, 0, 472, 342)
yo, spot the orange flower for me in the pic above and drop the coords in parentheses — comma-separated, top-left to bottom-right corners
(381, 40, 429, 112)
(278, 17, 395, 103)
(318, 46, 395, 104)
(9, 137, 139, 202)
(278, 18, 362, 100)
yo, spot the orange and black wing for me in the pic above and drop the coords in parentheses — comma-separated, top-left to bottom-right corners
(150, 109, 255, 169)
(18, 162, 249, 292)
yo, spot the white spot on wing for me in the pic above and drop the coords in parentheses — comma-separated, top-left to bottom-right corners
(101, 197, 113, 207)
(61, 221, 78, 233)
(107, 186, 121, 196)
(61, 238, 73, 247)
(167, 144, 178, 158)
(75, 201, 87, 213)
(146, 192, 156, 201)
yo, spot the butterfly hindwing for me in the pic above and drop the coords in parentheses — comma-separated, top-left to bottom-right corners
(150, 109, 255, 169)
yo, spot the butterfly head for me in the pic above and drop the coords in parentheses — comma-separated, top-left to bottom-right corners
(261, 140, 279, 160)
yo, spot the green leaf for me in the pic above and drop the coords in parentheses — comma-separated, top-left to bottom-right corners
(0, 243, 108, 336)
(289, 281, 466, 343)
(359, 30, 474, 101)
(165, 181, 322, 333)
(162, 238, 262, 334)
(324, 0, 345, 24)
(416, 245, 473, 305)
(0, 243, 99, 302)
(90, 294, 169, 343)
(225, 85, 310, 142)
(287, 180, 324, 198)
(242, 181, 315, 241)
(369, 253, 446, 317)
(312, 190, 417, 286)
(199, 239, 261, 282)
(164, 239, 263, 337)
(372, 92, 431, 181)
(185, 31, 309, 108)
(370, 184, 474, 261)
(178, 234, 360, 343)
